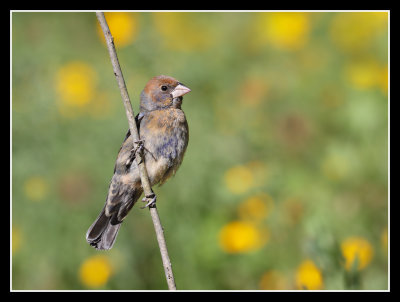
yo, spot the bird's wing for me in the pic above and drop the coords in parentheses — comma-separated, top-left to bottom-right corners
(105, 111, 145, 219)
(113, 112, 144, 174)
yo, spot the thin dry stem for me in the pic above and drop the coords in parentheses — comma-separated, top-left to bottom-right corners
(96, 12, 176, 291)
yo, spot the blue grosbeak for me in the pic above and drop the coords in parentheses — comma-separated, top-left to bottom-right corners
(86, 75, 191, 250)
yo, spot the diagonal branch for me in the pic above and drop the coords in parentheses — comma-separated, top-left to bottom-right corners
(95, 12, 176, 291)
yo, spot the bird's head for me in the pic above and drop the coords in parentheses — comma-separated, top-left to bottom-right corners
(140, 75, 191, 111)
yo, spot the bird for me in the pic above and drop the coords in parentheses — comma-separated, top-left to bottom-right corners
(86, 75, 191, 250)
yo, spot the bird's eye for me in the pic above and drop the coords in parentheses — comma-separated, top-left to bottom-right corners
(161, 85, 168, 91)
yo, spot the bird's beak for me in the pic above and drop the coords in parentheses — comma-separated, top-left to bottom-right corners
(171, 83, 191, 99)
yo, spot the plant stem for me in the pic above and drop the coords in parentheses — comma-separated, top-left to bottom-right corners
(96, 12, 176, 291)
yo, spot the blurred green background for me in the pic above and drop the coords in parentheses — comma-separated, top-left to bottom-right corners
(11, 11, 388, 290)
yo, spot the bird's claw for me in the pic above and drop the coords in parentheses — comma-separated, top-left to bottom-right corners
(131, 139, 156, 163)
(129, 140, 146, 165)
(131, 139, 145, 154)
(140, 193, 157, 209)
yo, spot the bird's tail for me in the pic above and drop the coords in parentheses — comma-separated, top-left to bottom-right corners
(86, 206, 122, 250)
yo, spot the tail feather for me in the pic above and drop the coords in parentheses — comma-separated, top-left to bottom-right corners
(86, 188, 142, 250)
(86, 206, 122, 250)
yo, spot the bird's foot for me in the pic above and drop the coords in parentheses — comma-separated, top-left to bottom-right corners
(141, 193, 157, 209)
(131, 139, 145, 155)
(125, 140, 145, 166)
(132, 140, 157, 163)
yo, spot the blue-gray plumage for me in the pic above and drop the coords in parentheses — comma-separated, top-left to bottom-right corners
(86, 75, 190, 250)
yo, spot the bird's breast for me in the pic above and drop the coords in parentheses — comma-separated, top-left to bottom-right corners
(140, 109, 189, 163)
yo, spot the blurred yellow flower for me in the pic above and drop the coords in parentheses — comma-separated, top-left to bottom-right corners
(153, 12, 214, 52)
(295, 259, 324, 290)
(224, 165, 254, 195)
(219, 221, 268, 253)
(378, 65, 388, 96)
(345, 60, 380, 89)
(341, 237, 374, 271)
(12, 226, 22, 254)
(345, 59, 388, 92)
(97, 12, 139, 48)
(24, 176, 48, 202)
(255, 12, 310, 50)
(238, 193, 274, 221)
(381, 227, 388, 253)
(321, 153, 349, 181)
(330, 12, 387, 54)
(79, 255, 113, 288)
(379, 65, 388, 95)
(56, 61, 97, 109)
(259, 270, 288, 290)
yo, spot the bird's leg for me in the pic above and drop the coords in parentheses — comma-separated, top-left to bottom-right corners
(141, 191, 157, 209)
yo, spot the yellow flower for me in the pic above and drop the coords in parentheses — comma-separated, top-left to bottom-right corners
(259, 270, 288, 290)
(12, 226, 22, 254)
(219, 221, 268, 253)
(379, 64, 388, 95)
(255, 12, 310, 50)
(24, 176, 48, 202)
(345, 59, 387, 91)
(238, 193, 274, 221)
(56, 61, 97, 110)
(330, 12, 387, 54)
(381, 227, 388, 253)
(295, 259, 324, 290)
(341, 237, 374, 271)
(98, 12, 139, 48)
(153, 12, 214, 52)
(79, 255, 113, 288)
(224, 165, 254, 195)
